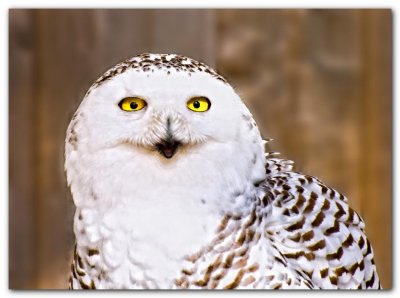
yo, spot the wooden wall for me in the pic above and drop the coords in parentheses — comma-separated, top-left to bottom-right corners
(9, 9, 392, 289)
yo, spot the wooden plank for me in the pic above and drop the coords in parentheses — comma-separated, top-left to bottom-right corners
(97, 9, 152, 63)
(152, 9, 215, 66)
(33, 9, 109, 288)
(8, 9, 37, 289)
(359, 9, 392, 289)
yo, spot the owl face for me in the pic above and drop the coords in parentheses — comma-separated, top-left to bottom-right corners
(66, 54, 266, 211)
(77, 68, 251, 160)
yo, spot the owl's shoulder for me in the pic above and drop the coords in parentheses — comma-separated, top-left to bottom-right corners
(260, 158, 380, 289)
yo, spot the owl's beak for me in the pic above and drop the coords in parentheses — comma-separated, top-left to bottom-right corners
(156, 139, 181, 159)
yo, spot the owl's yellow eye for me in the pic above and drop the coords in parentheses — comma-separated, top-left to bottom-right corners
(187, 97, 211, 112)
(118, 97, 147, 112)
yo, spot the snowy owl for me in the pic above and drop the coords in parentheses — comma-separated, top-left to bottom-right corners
(65, 53, 380, 289)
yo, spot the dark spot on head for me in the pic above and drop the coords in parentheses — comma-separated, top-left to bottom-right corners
(252, 153, 257, 164)
(68, 123, 79, 149)
(90, 189, 98, 200)
(232, 189, 242, 197)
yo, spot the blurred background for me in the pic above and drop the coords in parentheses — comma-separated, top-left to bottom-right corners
(9, 9, 392, 289)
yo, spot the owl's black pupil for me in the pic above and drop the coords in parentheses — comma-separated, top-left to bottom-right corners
(130, 102, 138, 109)
(193, 101, 200, 109)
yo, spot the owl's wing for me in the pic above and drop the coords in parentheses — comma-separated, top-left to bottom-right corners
(261, 157, 381, 289)
(69, 244, 96, 289)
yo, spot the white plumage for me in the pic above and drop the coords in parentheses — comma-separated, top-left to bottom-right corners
(65, 53, 380, 289)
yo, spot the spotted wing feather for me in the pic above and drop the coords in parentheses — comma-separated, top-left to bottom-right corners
(262, 157, 381, 289)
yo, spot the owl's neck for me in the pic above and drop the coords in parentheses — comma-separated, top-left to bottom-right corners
(69, 140, 265, 288)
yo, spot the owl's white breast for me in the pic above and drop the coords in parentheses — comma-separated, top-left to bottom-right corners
(70, 139, 262, 288)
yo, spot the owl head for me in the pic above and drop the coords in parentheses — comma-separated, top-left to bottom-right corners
(65, 54, 265, 205)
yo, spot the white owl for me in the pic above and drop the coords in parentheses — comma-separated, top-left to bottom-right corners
(65, 53, 380, 289)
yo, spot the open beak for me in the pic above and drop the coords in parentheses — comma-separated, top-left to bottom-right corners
(156, 140, 181, 159)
